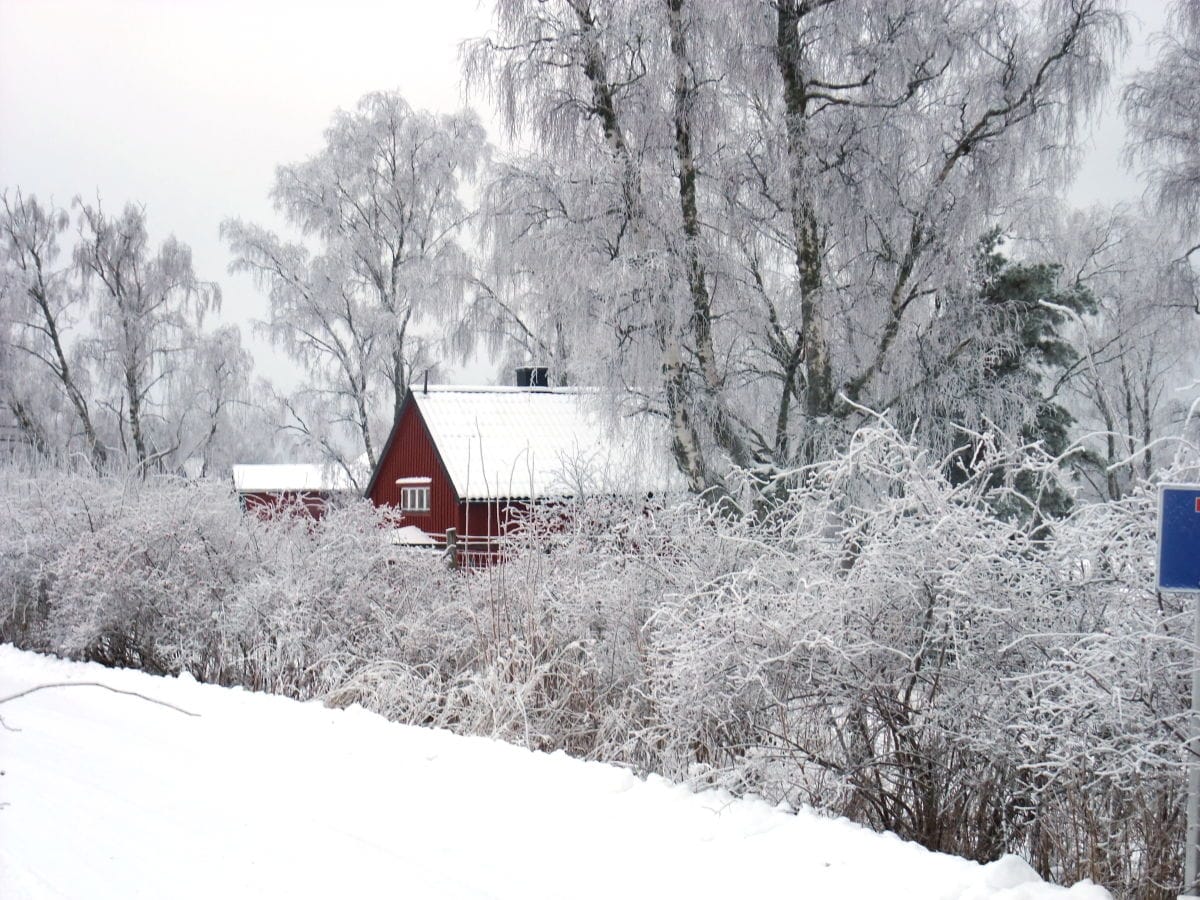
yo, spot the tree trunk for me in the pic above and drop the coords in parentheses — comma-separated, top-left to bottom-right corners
(125, 360, 149, 470)
(7, 398, 49, 458)
(775, 0, 835, 426)
(571, 0, 722, 499)
(26, 267, 106, 469)
(666, 0, 752, 472)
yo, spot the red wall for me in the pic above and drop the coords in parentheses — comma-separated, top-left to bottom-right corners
(369, 393, 541, 565)
(457, 499, 532, 564)
(368, 396, 461, 542)
(240, 491, 331, 520)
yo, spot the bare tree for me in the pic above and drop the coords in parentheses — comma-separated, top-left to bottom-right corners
(2, 188, 275, 476)
(75, 200, 219, 472)
(466, 0, 1125, 496)
(1051, 204, 1200, 498)
(1124, 0, 1200, 239)
(223, 91, 488, 470)
(730, 0, 1122, 455)
(165, 324, 271, 477)
(467, 0, 729, 496)
(0, 191, 106, 467)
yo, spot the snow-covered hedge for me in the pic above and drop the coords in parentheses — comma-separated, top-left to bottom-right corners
(0, 430, 1193, 898)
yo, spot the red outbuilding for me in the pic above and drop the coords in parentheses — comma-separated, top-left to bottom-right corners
(232, 464, 359, 520)
(365, 370, 678, 565)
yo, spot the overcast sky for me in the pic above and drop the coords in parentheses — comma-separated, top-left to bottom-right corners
(0, 0, 496, 387)
(0, 0, 1175, 390)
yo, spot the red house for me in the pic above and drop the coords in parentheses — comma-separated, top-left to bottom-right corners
(232, 464, 359, 520)
(365, 373, 678, 564)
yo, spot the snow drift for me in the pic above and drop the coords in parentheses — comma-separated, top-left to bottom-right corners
(0, 646, 1108, 899)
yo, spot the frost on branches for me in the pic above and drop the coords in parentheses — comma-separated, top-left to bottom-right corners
(222, 92, 489, 477)
(0, 192, 271, 476)
(464, 0, 1126, 495)
(1, 418, 1194, 898)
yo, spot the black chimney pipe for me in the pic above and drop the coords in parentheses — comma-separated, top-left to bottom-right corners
(515, 366, 550, 389)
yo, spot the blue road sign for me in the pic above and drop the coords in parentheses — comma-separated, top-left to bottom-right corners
(1158, 485, 1200, 592)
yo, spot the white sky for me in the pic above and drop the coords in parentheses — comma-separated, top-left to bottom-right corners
(0, 0, 496, 387)
(0, 0, 1175, 390)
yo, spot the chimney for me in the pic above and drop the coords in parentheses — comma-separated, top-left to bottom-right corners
(515, 365, 550, 389)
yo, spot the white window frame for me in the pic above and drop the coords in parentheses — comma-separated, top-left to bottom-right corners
(397, 478, 431, 513)
(400, 486, 430, 513)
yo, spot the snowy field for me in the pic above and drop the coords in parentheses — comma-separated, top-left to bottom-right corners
(0, 646, 1109, 899)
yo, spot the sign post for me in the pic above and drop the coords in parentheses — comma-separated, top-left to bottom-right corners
(1158, 485, 1200, 897)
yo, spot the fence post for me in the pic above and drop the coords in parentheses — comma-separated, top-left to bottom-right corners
(445, 527, 459, 569)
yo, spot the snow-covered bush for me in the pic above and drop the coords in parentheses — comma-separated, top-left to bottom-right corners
(483, 428, 1191, 897)
(446, 496, 729, 761)
(0, 473, 465, 702)
(0, 431, 1192, 898)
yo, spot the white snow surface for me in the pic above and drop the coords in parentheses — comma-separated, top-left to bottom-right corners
(391, 523, 439, 545)
(412, 386, 682, 500)
(0, 646, 1111, 900)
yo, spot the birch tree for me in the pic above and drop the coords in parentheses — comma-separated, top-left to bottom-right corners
(1052, 205, 1200, 498)
(468, 0, 737, 496)
(0, 191, 106, 467)
(223, 91, 488, 469)
(75, 200, 220, 472)
(1124, 0, 1200, 235)
(2, 188, 269, 475)
(467, 0, 1124, 494)
(162, 324, 274, 477)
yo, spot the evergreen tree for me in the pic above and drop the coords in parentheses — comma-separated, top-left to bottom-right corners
(916, 233, 1096, 520)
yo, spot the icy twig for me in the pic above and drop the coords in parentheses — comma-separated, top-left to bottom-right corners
(0, 681, 201, 720)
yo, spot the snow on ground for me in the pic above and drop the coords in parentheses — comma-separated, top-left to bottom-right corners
(0, 646, 1109, 899)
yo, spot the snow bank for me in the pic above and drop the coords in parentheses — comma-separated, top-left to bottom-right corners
(0, 646, 1110, 899)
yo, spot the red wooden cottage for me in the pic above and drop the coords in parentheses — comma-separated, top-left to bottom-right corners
(232, 463, 359, 520)
(365, 371, 678, 564)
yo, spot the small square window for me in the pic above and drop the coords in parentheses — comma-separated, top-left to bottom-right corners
(401, 486, 430, 513)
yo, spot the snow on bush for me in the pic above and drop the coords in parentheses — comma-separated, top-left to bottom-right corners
(0, 427, 1193, 899)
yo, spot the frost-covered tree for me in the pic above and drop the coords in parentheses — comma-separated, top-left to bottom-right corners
(75, 200, 220, 472)
(223, 91, 489, 470)
(1124, 0, 1200, 235)
(2, 188, 279, 476)
(161, 324, 278, 477)
(737, 0, 1120, 455)
(468, 0, 761, 495)
(897, 233, 1096, 519)
(0, 191, 106, 467)
(467, 0, 1124, 495)
(1052, 204, 1200, 498)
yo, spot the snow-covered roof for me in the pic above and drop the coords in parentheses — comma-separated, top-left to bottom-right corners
(231, 463, 358, 494)
(411, 386, 682, 501)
